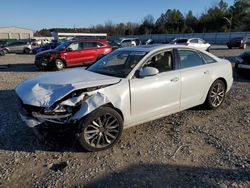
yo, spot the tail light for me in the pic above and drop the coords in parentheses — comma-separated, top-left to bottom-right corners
(104, 48, 112, 53)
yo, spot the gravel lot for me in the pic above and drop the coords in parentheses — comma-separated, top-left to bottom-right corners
(0, 46, 249, 188)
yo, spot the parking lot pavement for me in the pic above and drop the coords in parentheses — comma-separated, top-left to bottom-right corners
(210, 45, 250, 62)
(0, 49, 249, 187)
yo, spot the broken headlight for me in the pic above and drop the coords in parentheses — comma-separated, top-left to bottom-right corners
(45, 104, 72, 114)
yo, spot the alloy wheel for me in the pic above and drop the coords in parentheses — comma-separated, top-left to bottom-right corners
(210, 82, 225, 108)
(83, 113, 120, 149)
(55, 59, 64, 70)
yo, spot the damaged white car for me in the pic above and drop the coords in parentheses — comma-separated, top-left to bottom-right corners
(16, 45, 233, 151)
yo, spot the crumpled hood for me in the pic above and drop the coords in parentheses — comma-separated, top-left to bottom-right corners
(36, 49, 59, 57)
(16, 68, 121, 107)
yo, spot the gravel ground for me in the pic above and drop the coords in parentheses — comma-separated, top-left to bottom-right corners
(0, 46, 249, 188)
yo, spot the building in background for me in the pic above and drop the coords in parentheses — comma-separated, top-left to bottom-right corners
(51, 32, 108, 40)
(0, 27, 33, 40)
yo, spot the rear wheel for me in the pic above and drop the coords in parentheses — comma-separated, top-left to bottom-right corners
(241, 44, 247, 49)
(0, 50, 4, 56)
(24, 48, 30, 54)
(205, 80, 226, 110)
(78, 106, 123, 152)
(54, 59, 65, 70)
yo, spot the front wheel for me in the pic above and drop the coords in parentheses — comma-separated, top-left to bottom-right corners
(205, 80, 226, 110)
(241, 44, 247, 49)
(78, 106, 123, 152)
(54, 59, 65, 70)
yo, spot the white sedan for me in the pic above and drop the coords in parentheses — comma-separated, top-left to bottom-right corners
(16, 45, 233, 151)
(170, 38, 211, 51)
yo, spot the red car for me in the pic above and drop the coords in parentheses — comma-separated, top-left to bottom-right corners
(35, 40, 112, 70)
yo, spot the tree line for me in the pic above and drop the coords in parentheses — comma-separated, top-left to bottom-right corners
(35, 0, 250, 37)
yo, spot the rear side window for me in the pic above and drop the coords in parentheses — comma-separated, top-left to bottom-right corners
(200, 52, 217, 64)
(198, 39, 206, 44)
(232, 37, 243, 42)
(175, 39, 188, 43)
(122, 40, 132, 43)
(82, 42, 99, 48)
(8, 42, 19, 46)
(97, 42, 105, 47)
(190, 39, 198, 43)
(178, 50, 205, 69)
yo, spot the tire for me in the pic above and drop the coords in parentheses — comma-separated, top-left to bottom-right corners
(54, 59, 65, 70)
(205, 80, 226, 110)
(78, 106, 123, 152)
(241, 44, 246, 49)
(206, 47, 210, 52)
(23, 48, 30, 54)
(0, 50, 4, 56)
(227, 45, 232, 49)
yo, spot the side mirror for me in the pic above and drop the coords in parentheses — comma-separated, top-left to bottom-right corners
(66, 47, 73, 52)
(138, 67, 159, 78)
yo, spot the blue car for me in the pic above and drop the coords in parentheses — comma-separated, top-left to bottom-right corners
(32, 42, 60, 54)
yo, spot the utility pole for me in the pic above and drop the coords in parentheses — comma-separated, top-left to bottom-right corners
(223, 17, 232, 32)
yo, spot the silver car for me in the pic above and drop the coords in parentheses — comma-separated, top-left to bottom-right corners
(3, 41, 32, 54)
(15, 45, 233, 151)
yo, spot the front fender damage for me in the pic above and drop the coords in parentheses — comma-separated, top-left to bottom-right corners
(70, 92, 110, 120)
(21, 92, 111, 128)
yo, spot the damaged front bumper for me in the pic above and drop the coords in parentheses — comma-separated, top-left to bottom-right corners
(18, 92, 111, 128)
(19, 110, 43, 128)
(18, 108, 74, 128)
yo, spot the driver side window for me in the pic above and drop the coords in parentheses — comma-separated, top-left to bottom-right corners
(68, 42, 80, 51)
(144, 51, 174, 73)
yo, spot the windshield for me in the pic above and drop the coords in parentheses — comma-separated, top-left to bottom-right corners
(55, 41, 71, 51)
(88, 50, 147, 78)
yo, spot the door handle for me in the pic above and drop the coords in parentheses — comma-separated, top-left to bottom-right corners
(170, 77, 179, 82)
(204, 70, 210, 74)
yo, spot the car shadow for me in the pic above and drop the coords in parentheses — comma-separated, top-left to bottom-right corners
(83, 163, 250, 188)
(0, 63, 39, 72)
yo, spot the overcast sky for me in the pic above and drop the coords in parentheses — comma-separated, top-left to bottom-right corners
(0, 0, 235, 30)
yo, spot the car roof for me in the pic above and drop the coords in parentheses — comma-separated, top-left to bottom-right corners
(68, 39, 108, 43)
(175, 38, 203, 40)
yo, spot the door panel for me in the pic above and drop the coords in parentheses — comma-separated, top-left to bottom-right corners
(180, 65, 212, 109)
(177, 49, 213, 109)
(65, 51, 82, 65)
(130, 70, 181, 122)
(64, 42, 82, 65)
(16, 44, 24, 53)
(80, 48, 97, 63)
